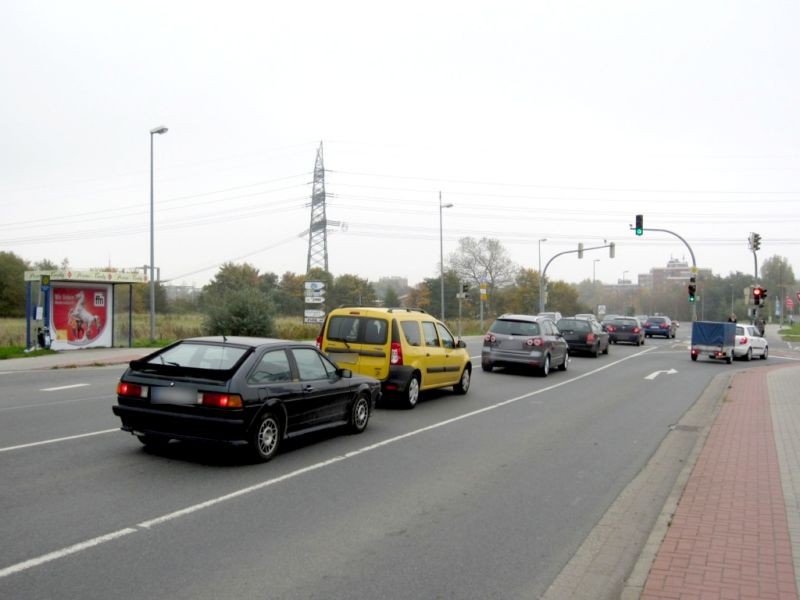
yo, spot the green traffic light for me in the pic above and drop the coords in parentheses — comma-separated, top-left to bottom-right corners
(688, 296, 696, 303)
(635, 214, 644, 236)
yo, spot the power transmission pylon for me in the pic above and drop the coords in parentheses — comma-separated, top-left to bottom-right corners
(306, 141, 328, 273)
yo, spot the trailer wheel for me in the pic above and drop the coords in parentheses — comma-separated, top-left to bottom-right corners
(691, 354, 698, 361)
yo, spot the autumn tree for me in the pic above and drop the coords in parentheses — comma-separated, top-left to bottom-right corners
(0, 251, 29, 317)
(449, 237, 516, 316)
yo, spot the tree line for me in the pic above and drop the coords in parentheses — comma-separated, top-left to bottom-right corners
(1, 238, 795, 335)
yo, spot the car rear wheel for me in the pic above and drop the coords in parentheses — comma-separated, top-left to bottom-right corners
(348, 394, 370, 433)
(250, 412, 281, 462)
(558, 351, 568, 371)
(403, 375, 421, 409)
(481, 360, 493, 372)
(745, 348, 752, 361)
(593, 344, 600, 358)
(539, 354, 551, 377)
(691, 354, 698, 361)
(762, 346, 769, 360)
(454, 367, 471, 394)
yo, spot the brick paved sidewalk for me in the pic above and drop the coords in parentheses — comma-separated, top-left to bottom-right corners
(641, 365, 800, 600)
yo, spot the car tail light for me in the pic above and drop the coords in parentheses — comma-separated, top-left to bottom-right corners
(739, 337, 748, 345)
(390, 341, 403, 365)
(606, 326, 616, 332)
(526, 338, 543, 347)
(586, 333, 595, 342)
(633, 327, 641, 333)
(484, 333, 496, 343)
(315, 335, 322, 350)
(117, 381, 148, 398)
(199, 392, 243, 409)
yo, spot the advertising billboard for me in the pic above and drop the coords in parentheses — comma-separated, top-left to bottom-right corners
(50, 284, 113, 349)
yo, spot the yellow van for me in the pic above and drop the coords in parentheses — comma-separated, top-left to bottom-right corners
(316, 307, 472, 409)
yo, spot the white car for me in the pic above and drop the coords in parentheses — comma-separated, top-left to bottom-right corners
(733, 324, 768, 360)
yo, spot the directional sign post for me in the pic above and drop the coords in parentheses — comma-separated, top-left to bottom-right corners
(304, 281, 327, 324)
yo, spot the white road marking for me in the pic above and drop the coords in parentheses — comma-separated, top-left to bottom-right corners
(0, 529, 137, 578)
(40, 383, 90, 392)
(644, 368, 678, 380)
(0, 429, 118, 453)
(0, 347, 657, 578)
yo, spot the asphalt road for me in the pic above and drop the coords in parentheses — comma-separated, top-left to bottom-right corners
(0, 334, 782, 599)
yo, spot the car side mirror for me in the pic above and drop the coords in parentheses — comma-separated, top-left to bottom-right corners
(457, 339, 467, 349)
(337, 368, 352, 378)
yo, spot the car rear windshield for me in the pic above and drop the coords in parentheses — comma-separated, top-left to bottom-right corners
(648, 317, 666, 324)
(557, 319, 591, 332)
(146, 342, 249, 370)
(327, 315, 389, 345)
(611, 319, 637, 326)
(490, 319, 540, 336)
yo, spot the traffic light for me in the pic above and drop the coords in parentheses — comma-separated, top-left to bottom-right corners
(578, 242, 584, 259)
(752, 233, 761, 251)
(461, 282, 470, 293)
(753, 286, 763, 305)
(688, 276, 697, 303)
(635, 214, 644, 236)
(761, 288, 768, 301)
(609, 242, 615, 259)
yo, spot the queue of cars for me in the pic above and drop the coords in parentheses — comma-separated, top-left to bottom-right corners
(110, 309, 687, 462)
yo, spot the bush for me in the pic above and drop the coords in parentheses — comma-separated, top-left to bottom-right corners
(203, 289, 275, 337)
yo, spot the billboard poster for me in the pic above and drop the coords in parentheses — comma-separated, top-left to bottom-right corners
(50, 284, 112, 349)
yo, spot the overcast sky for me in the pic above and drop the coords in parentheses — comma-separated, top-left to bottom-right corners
(2, 1, 798, 290)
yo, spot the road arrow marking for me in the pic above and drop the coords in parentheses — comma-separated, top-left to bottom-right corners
(645, 368, 678, 380)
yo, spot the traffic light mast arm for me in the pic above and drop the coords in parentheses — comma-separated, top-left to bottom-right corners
(629, 225, 697, 273)
(539, 243, 615, 312)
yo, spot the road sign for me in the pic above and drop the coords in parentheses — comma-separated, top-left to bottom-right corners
(304, 289, 325, 298)
(796, 291, 800, 302)
(304, 309, 325, 318)
(304, 281, 326, 291)
(787, 297, 795, 309)
(304, 296, 325, 304)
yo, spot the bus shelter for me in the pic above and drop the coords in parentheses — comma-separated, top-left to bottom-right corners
(23, 269, 146, 350)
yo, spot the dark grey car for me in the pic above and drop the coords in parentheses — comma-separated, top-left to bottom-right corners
(557, 317, 609, 357)
(603, 317, 645, 346)
(481, 314, 569, 376)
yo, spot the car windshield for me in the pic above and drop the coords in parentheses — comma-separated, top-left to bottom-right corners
(147, 342, 249, 370)
(648, 318, 666, 324)
(611, 319, 636, 326)
(490, 319, 540, 336)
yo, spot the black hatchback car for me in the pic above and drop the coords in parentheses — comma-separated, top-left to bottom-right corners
(112, 337, 381, 462)
(556, 317, 609, 357)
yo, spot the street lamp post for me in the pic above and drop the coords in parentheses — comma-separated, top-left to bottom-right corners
(538, 238, 547, 312)
(439, 191, 453, 321)
(149, 125, 168, 341)
(593, 259, 600, 285)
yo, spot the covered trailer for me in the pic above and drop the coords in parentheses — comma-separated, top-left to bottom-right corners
(690, 321, 736, 364)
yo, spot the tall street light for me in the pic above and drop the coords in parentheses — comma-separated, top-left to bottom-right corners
(439, 191, 453, 320)
(537, 238, 547, 312)
(593, 259, 600, 285)
(149, 125, 168, 341)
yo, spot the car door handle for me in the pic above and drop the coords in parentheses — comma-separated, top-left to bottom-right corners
(304, 385, 315, 392)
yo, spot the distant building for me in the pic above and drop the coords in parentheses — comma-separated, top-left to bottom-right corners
(644, 258, 712, 290)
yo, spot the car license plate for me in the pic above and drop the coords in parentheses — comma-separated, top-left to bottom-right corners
(150, 386, 196, 405)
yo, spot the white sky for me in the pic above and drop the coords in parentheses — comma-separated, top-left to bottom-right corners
(2, 1, 798, 289)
